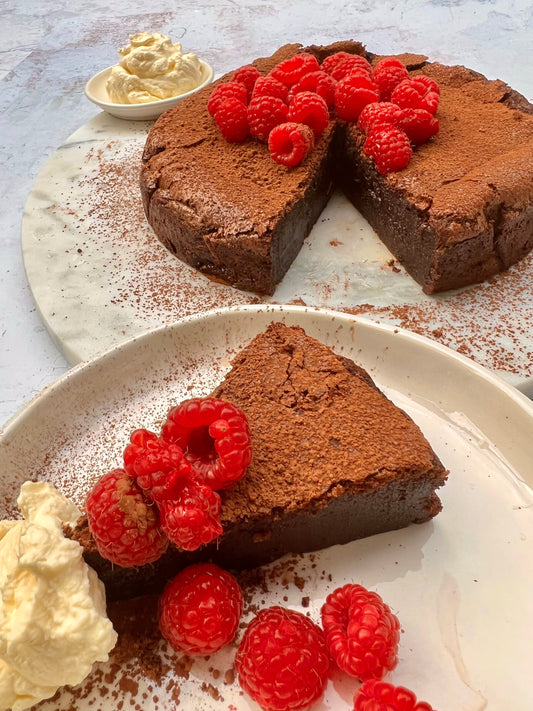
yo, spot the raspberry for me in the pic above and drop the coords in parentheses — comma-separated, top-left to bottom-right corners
(233, 64, 262, 100)
(86, 468, 169, 567)
(354, 679, 436, 711)
(321, 51, 370, 77)
(412, 74, 440, 96)
(123, 428, 192, 501)
(334, 73, 379, 122)
(214, 97, 250, 142)
(268, 122, 315, 166)
(288, 91, 330, 137)
(252, 76, 289, 103)
(396, 107, 439, 144)
(321, 583, 400, 681)
(159, 479, 222, 551)
(269, 52, 320, 86)
(247, 95, 289, 141)
(364, 124, 412, 174)
(371, 57, 410, 101)
(330, 55, 372, 81)
(391, 77, 440, 114)
(288, 70, 336, 108)
(161, 397, 252, 490)
(235, 606, 330, 711)
(207, 81, 248, 116)
(358, 102, 402, 134)
(159, 563, 243, 656)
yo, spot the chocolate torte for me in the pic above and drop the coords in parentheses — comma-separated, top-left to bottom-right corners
(72, 323, 448, 601)
(140, 40, 533, 295)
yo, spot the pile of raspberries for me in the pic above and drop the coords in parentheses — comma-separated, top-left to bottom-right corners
(84, 394, 437, 711)
(85, 396, 252, 566)
(208, 51, 440, 173)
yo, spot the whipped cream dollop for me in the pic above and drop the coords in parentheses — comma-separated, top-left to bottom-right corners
(106, 31, 205, 104)
(0, 482, 117, 711)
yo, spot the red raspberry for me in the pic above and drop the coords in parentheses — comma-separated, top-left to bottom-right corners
(158, 479, 222, 551)
(334, 73, 379, 122)
(252, 76, 289, 103)
(321, 51, 371, 76)
(288, 70, 336, 108)
(412, 74, 440, 96)
(207, 81, 248, 116)
(161, 397, 252, 490)
(397, 107, 439, 144)
(123, 428, 192, 501)
(371, 57, 410, 101)
(247, 95, 289, 141)
(235, 606, 330, 711)
(330, 55, 372, 81)
(364, 124, 413, 174)
(321, 51, 353, 74)
(269, 52, 320, 86)
(358, 102, 403, 134)
(391, 77, 440, 114)
(86, 468, 169, 567)
(321, 584, 401, 681)
(354, 679, 436, 711)
(288, 91, 330, 137)
(268, 122, 315, 166)
(159, 563, 243, 656)
(233, 64, 262, 100)
(214, 97, 250, 142)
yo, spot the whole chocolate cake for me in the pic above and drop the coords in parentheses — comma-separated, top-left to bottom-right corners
(140, 40, 533, 295)
(72, 323, 448, 601)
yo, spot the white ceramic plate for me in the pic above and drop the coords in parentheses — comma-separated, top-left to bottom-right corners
(21, 114, 533, 388)
(1, 305, 532, 710)
(84, 60, 214, 120)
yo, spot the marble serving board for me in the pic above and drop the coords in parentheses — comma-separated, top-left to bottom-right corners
(22, 111, 533, 384)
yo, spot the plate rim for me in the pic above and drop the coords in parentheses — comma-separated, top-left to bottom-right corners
(2, 304, 532, 455)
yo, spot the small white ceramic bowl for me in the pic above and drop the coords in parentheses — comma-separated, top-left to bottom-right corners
(84, 59, 214, 121)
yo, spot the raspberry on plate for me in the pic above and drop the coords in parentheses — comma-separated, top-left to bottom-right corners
(235, 606, 330, 711)
(123, 428, 192, 501)
(214, 96, 250, 143)
(321, 583, 400, 681)
(158, 479, 222, 551)
(269, 52, 320, 86)
(207, 81, 248, 116)
(288, 91, 330, 136)
(86, 467, 169, 568)
(371, 57, 410, 101)
(354, 679, 437, 711)
(363, 124, 413, 175)
(334, 73, 379, 122)
(247, 94, 289, 141)
(159, 563, 243, 656)
(161, 397, 252, 490)
(268, 121, 315, 166)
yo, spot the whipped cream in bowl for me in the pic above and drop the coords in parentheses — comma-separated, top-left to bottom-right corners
(85, 32, 214, 120)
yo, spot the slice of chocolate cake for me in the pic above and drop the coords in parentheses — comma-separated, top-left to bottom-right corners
(73, 323, 447, 601)
(140, 40, 533, 295)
